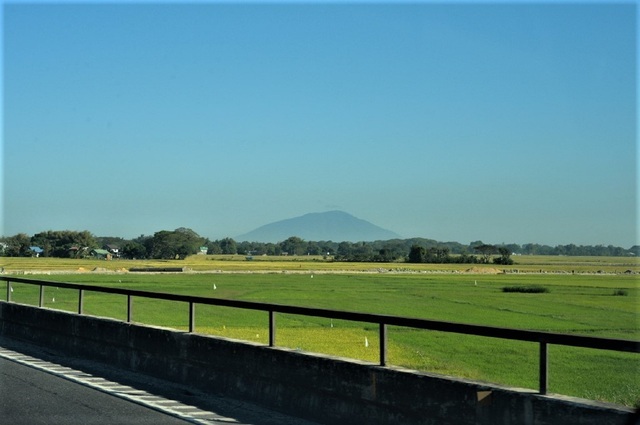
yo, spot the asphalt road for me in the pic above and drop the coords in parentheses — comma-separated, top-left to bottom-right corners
(0, 337, 320, 425)
(0, 357, 189, 425)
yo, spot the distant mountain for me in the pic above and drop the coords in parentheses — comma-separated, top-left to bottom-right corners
(236, 211, 401, 243)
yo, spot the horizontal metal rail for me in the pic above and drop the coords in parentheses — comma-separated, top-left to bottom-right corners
(2, 276, 638, 395)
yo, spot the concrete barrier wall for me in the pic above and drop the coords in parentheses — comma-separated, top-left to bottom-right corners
(0, 302, 633, 425)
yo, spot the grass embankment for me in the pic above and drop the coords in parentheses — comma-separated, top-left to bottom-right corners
(2, 268, 638, 406)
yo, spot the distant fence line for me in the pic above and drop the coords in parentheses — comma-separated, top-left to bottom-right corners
(1, 275, 638, 396)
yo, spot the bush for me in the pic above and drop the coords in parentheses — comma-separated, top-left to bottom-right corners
(493, 256, 514, 265)
(502, 285, 549, 294)
(613, 289, 628, 296)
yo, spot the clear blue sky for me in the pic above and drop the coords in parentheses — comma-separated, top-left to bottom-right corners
(2, 1, 637, 247)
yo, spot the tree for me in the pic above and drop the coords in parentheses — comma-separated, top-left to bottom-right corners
(148, 228, 205, 259)
(351, 242, 373, 261)
(3, 233, 33, 257)
(265, 243, 281, 256)
(336, 242, 352, 258)
(206, 242, 222, 254)
(306, 241, 322, 256)
(95, 236, 127, 249)
(121, 242, 147, 259)
(219, 238, 237, 255)
(454, 253, 478, 264)
(424, 247, 450, 263)
(473, 244, 497, 264)
(493, 247, 514, 265)
(31, 230, 97, 257)
(280, 236, 306, 256)
(407, 245, 425, 263)
(374, 248, 394, 262)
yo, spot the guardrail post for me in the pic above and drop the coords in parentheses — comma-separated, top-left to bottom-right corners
(379, 323, 388, 366)
(39, 285, 44, 307)
(78, 289, 84, 314)
(539, 341, 548, 395)
(127, 295, 133, 323)
(269, 310, 276, 347)
(189, 302, 195, 333)
(6, 281, 11, 302)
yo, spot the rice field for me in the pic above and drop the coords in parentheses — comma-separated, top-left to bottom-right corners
(0, 255, 638, 406)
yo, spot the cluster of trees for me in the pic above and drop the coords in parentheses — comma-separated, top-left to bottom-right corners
(0, 229, 209, 260)
(2, 231, 97, 258)
(1, 230, 636, 262)
(122, 228, 207, 260)
(407, 244, 514, 265)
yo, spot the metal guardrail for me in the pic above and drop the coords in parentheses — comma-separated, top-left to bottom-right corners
(1, 276, 638, 395)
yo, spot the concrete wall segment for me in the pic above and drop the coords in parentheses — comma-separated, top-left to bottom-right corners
(0, 301, 633, 425)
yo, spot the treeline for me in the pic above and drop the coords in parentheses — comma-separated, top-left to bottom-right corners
(0, 229, 208, 260)
(0, 229, 636, 261)
(407, 244, 514, 265)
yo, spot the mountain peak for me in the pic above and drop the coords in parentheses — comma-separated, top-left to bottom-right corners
(237, 211, 400, 243)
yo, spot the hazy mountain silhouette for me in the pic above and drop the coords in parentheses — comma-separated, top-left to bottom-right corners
(237, 211, 400, 243)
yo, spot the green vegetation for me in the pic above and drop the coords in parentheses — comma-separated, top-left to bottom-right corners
(408, 243, 515, 266)
(502, 285, 549, 293)
(1, 252, 638, 274)
(2, 229, 636, 262)
(0, 256, 638, 406)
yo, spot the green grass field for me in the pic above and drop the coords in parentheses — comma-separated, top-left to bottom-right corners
(1, 255, 638, 406)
